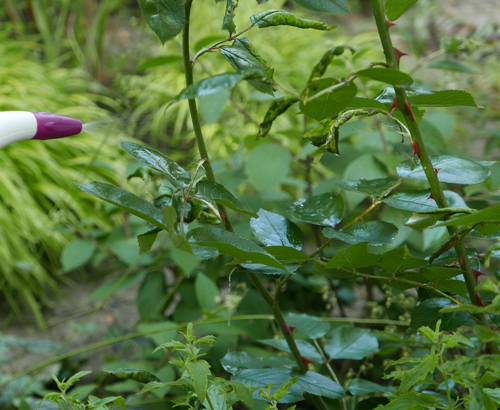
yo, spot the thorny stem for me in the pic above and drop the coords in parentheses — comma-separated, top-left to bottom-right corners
(370, 0, 498, 353)
(183, 3, 330, 408)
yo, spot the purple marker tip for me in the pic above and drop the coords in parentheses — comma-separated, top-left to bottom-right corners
(33, 112, 82, 141)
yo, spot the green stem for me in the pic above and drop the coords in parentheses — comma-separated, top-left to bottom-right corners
(369, 0, 499, 354)
(182, 4, 329, 408)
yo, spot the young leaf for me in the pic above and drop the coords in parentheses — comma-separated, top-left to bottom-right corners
(189, 360, 211, 403)
(357, 68, 413, 87)
(222, 0, 238, 33)
(138, 0, 185, 44)
(290, 0, 349, 13)
(250, 9, 335, 31)
(61, 239, 97, 273)
(75, 182, 169, 231)
(300, 79, 357, 121)
(409, 90, 478, 107)
(294, 371, 346, 399)
(187, 227, 286, 270)
(385, 0, 418, 21)
(105, 368, 161, 384)
(397, 156, 495, 184)
(324, 327, 379, 360)
(195, 179, 257, 217)
(250, 209, 304, 250)
(257, 97, 299, 139)
(335, 178, 400, 198)
(289, 192, 344, 226)
(259, 339, 323, 363)
(348, 379, 394, 396)
(325, 242, 382, 270)
(121, 140, 191, 189)
(323, 221, 398, 246)
(220, 39, 274, 95)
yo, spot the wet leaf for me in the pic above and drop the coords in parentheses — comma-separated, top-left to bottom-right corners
(196, 179, 257, 217)
(289, 192, 344, 226)
(383, 189, 469, 212)
(323, 221, 398, 246)
(121, 140, 191, 188)
(325, 242, 382, 270)
(380, 245, 428, 273)
(250, 209, 304, 250)
(222, 0, 238, 33)
(335, 178, 400, 198)
(285, 313, 331, 339)
(324, 327, 379, 360)
(294, 371, 346, 399)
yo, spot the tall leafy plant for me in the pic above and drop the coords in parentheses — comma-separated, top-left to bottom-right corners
(38, 0, 500, 408)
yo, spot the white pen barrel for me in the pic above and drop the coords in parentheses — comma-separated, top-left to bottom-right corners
(0, 111, 37, 149)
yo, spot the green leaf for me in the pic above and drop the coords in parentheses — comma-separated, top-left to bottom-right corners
(307, 46, 354, 84)
(300, 78, 357, 121)
(196, 179, 257, 217)
(397, 156, 493, 184)
(473, 325, 500, 343)
(435, 204, 500, 227)
(380, 245, 428, 273)
(294, 371, 346, 399)
(290, 0, 349, 13)
(121, 140, 191, 189)
(246, 143, 291, 192)
(357, 68, 413, 87)
(105, 368, 161, 384)
(288, 192, 344, 226)
(189, 360, 211, 403)
(325, 242, 382, 270)
(138, 55, 183, 70)
(138, 230, 159, 254)
(409, 90, 478, 107)
(195, 273, 219, 311)
(222, 0, 238, 33)
(335, 178, 400, 198)
(187, 227, 286, 270)
(257, 97, 299, 139)
(285, 313, 331, 339)
(259, 339, 323, 363)
(250, 209, 304, 250)
(409, 298, 474, 332)
(170, 248, 200, 276)
(61, 239, 97, 273)
(220, 38, 274, 95)
(428, 60, 476, 73)
(138, 0, 185, 44)
(348, 379, 394, 396)
(346, 97, 387, 110)
(259, 246, 308, 262)
(232, 382, 255, 409)
(199, 90, 230, 124)
(75, 182, 169, 231)
(170, 70, 266, 104)
(420, 267, 468, 298)
(88, 270, 148, 302)
(221, 352, 265, 374)
(250, 9, 335, 31)
(385, 0, 418, 20)
(382, 189, 468, 213)
(323, 221, 398, 246)
(324, 327, 379, 360)
(137, 271, 167, 319)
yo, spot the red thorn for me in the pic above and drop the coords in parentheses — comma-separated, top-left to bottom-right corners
(412, 140, 422, 160)
(472, 269, 487, 283)
(302, 356, 313, 367)
(434, 168, 441, 175)
(221, 211, 226, 225)
(486, 347, 492, 355)
(404, 100, 416, 121)
(386, 20, 397, 29)
(476, 294, 486, 307)
(428, 191, 435, 201)
(389, 97, 400, 114)
(282, 323, 296, 335)
(394, 48, 408, 65)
